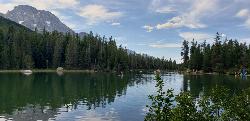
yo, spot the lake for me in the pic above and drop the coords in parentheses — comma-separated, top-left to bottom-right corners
(0, 72, 250, 121)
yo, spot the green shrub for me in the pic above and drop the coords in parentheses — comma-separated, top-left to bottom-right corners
(145, 73, 250, 121)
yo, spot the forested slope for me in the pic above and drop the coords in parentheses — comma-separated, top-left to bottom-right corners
(0, 17, 177, 71)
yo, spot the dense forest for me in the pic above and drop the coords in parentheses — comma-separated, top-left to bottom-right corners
(0, 16, 177, 71)
(181, 32, 250, 73)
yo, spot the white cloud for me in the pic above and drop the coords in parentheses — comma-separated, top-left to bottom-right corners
(0, 0, 80, 13)
(236, 9, 249, 18)
(0, 3, 15, 13)
(236, 9, 250, 28)
(156, 16, 206, 29)
(179, 32, 213, 41)
(155, 0, 218, 29)
(57, 0, 79, 7)
(111, 22, 120, 26)
(78, 4, 123, 25)
(149, 43, 182, 48)
(143, 25, 154, 32)
(155, 6, 176, 13)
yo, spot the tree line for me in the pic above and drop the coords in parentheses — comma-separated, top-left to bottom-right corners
(0, 25, 177, 71)
(181, 32, 250, 73)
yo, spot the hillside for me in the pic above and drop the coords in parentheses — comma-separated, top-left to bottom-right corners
(0, 17, 177, 70)
(0, 16, 32, 32)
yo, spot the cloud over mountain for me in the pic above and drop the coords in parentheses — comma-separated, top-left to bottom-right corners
(78, 4, 123, 25)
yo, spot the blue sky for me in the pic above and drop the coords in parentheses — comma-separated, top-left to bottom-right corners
(0, 0, 250, 63)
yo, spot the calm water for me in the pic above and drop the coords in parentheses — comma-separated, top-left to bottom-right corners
(0, 72, 250, 121)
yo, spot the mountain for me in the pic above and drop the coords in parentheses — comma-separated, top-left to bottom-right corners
(78, 32, 87, 38)
(0, 16, 32, 32)
(3, 5, 73, 33)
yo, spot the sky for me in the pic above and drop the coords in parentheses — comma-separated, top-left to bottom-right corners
(0, 0, 250, 63)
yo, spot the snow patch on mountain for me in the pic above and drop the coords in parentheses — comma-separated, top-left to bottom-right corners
(19, 21, 24, 24)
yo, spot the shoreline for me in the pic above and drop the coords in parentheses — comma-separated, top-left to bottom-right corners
(180, 71, 250, 76)
(0, 70, 248, 77)
(0, 69, 153, 73)
(0, 69, 96, 73)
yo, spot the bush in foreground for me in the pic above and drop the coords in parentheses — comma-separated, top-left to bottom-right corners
(145, 73, 250, 121)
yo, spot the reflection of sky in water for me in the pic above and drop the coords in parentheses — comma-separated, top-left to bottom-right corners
(56, 104, 119, 121)
(54, 73, 184, 121)
(0, 73, 184, 121)
(1, 73, 248, 121)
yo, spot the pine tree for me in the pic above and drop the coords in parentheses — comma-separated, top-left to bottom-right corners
(52, 32, 64, 68)
(181, 40, 189, 68)
(211, 32, 223, 72)
(0, 29, 5, 69)
(189, 40, 197, 70)
(202, 43, 211, 72)
(6, 26, 17, 69)
(65, 34, 79, 69)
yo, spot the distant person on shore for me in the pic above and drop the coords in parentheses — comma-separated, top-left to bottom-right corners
(241, 66, 247, 76)
(240, 66, 247, 80)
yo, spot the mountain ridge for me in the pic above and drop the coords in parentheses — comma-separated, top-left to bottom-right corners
(2, 5, 74, 33)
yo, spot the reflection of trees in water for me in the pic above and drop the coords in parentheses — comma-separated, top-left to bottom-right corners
(183, 75, 250, 97)
(129, 74, 154, 86)
(2, 105, 57, 121)
(0, 73, 144, 115)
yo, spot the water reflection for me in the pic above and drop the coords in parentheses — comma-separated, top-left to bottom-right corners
(0, 73, 148, 120)
(183, 75, 250, 97)
(0, 73, 250, 121)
